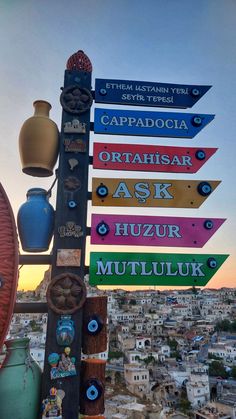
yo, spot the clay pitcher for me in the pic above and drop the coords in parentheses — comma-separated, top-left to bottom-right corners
(19, 100, 59, 177)
(0, 338, 42, 419)
(17, 187, 55, 252)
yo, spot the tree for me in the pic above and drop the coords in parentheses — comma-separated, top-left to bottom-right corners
(115, 371, 123, 384)
(143, 355, 156, 365)
(208, 353, 223, 361)
(208, 361, 228, 378)
(29, 319, 42, 332)
(179, 390, 191, 414)
(129, 299, 136, 305)
(215, 319, 231, 332)
(179, 398, 191, 414)
(167, 338, 178, 351)
(191, 286, 198, 295)
(230, 366, 236, 379)
(172, 350, 182, 361)
(108, 351, 124, 361)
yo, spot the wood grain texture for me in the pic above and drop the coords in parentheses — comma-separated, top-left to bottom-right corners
(80, 359, 106, 416)
(82, 296, 107, 354)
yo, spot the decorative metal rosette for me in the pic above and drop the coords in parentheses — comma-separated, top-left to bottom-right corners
(60, 85, 93, 114)
(46, 272, 87, 314)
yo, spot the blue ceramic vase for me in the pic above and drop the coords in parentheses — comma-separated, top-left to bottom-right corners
(17, 188, 54, 252)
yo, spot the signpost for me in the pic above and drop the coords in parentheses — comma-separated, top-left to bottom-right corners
(94, 108, 214, 138)
(89, 252, 229, 287)
(92, 178, 220, 208)
(93, 143, 217, 173)
(13, 50, 228, 419)
(91, 214, 225, 248)
(95, 79, 211, 108)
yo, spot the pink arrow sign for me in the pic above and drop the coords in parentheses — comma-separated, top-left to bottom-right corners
(91, 214, 225, 248)
(93, 143, 217, 173)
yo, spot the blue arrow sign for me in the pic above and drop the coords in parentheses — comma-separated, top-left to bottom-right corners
(94, 108, 215, 138)
(95, 79, 211, 109)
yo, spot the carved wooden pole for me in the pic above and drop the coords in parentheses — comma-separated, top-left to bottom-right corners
(41, 50, 93, 419)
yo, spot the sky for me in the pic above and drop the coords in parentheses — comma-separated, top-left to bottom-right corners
(0, 0, 236, 291)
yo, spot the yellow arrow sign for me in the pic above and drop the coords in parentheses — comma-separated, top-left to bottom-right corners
(92, 178, 221, 208)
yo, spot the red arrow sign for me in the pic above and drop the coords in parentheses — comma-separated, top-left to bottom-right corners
(91, 214, 225, 248)
(93, 143, 217, 173)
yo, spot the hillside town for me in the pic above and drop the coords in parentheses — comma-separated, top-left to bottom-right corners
(4, 272, 236, 418)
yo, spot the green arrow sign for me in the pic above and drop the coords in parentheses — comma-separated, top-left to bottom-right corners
(90, 252, 228, 286)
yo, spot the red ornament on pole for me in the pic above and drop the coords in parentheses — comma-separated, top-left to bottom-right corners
(66, 50, 92, 72)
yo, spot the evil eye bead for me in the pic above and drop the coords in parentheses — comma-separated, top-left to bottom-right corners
(207, 257, 217, 269)
(85, 379, 103, 401)
(195, 150, 206, 161)
(87, 315, 103, 335)
(204, 219, 214, 230)
(191, 88, 200, 97)
(191, 116, 202, 127)
(96, 221, 110, 236)
(99, 88, 107, 96)
(68, 200, 77, 208)
(197, 182, 212, 197)
(96, 184, 108, 198)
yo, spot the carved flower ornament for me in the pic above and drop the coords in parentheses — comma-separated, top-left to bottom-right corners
(46, 273, 86, 314)
(60, 85, 93, 114)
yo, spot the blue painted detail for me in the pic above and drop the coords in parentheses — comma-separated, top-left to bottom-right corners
(95, 79, 212, 109)
(94, 108, 214, 139)
(99, 88, 107, 96)
(197, 182, 212, 197)
(56, 316, 75, 346)
(191, 88, 200, 97)
(207, 257, 217, 269)
(195, 150, 206, 160)
(68, 200, 77, 208)
(88, 319, 99, 333)
(86, 385, 99, 401)
(17, 188, 54, 252)
(96, 184, 108, 197)
(85, 379, 103, 401)
(0, 277, 4, 288)
(191, 116, 202, 127)
(204, 220, 214, 230)
(96, 221, 110, 236)
(86, 315, 103, 335)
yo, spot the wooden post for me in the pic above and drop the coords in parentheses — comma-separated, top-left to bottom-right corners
(82, 296, 107, 354)
(41, 51, 93, 419)
(80, 359, 106, 416)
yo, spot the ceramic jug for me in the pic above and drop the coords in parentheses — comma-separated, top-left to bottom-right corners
(17, 187, 54, 252)
(0, 338, 42, 419)
(19, 100, 59, 177)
